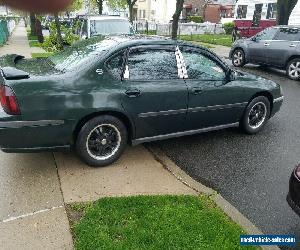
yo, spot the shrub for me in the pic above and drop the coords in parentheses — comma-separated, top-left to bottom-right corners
(223, 22, 235, 35)
(41, 21, 79, 52)
(188, 16, 203, 23)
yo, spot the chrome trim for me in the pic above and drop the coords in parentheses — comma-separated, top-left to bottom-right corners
(138, 109, 186, 118)
(138, 102, 247, 118)
(273, 96, 284, 103)
(1, 145, 70, 153)
(188, 102, 248, 113)
(132, 122, 239, 145)
(0, 120, 65, 129)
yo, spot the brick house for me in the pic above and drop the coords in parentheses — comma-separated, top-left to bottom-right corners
(204, 0, 235, 23)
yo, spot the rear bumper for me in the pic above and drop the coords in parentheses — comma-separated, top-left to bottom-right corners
(0, 117, 74, 152)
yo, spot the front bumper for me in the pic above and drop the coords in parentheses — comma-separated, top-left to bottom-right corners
(271, 96, 284, 117)
(287, 167, 300, 216)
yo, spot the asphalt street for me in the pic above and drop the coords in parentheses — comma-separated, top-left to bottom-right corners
(151, 64, 300, 242)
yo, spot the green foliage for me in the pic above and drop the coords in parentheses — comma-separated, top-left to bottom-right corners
(41, 21, 79, 52)
(106, 0, 127, 10)
(29, 40, 41, 47)
(68, 0, 83, 12)
(71, 195, 256, 250)
(223, 22, 235, 35)
(188, 16, 204, 23)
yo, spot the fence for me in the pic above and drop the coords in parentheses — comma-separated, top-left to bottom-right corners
(134, 20, 225, 36)
(0, 19, 16, 45)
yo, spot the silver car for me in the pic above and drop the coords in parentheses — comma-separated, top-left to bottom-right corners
(229, 26, 300, 80)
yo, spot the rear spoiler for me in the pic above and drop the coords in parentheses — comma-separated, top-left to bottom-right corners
(1, 67, 29, 80)
(0, 54, 29, 80)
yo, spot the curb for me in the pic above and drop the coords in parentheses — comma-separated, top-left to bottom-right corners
(147, 145, 280, 250)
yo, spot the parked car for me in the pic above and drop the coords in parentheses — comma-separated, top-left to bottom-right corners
(0, 36, 283, 167)
(230, 26, 300, 80)
(78, 15, 135, 39)
(287, 164, 300, 216)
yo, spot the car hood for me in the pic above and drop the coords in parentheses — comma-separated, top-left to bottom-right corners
(0, 54, 61, 78)
(233, 70, 277, 88)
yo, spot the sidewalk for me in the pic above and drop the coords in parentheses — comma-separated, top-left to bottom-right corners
(0, 24, 276, 250)
(0, 23, 45, 58)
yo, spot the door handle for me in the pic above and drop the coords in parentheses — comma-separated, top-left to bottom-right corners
(290, 44, 296, 48)
(264, 43, 270, 46)
(192, 88, 203, 95)
(125, 89, 141, 98)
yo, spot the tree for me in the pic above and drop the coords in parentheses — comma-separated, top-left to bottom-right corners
(107, 0, 127, 11)
(171, 0, 184, 40)
(90, 0, 104, 14)
(30, 13, 36, 36)
(54, 14, 64, 50)
(277, 0, 298, 25)
(127, 0, 138, 22)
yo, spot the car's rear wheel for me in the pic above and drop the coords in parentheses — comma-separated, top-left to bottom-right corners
(240, 96, 270, 134)
(286, 58, 300, 80)
(76, 115, 127, 167)
(232, 49, 246, 67)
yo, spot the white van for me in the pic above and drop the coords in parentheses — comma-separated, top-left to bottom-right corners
(79, 15, 135, 39)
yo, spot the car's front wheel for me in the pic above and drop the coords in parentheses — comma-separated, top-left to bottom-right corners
(286, 58, 300, 80)
(76, 115, 128, 167)
(240, 96, 270, 135)
(232, 49, 246, 67)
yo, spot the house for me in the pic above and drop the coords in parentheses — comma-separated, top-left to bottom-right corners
(204, 0, 235, 23)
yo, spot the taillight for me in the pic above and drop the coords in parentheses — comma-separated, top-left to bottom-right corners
(0, 85, 21, 115)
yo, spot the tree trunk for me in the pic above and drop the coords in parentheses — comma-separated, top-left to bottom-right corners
(127, 0, 137, 23)
(54, 14, 64, 50)
(277, 0, 298, 25)
(30, 13, 36, 36)
(97, 0, 103, 15)
(171, 0, 184, 40)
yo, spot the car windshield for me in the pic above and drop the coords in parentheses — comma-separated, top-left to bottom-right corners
(48, 38, 118, 71)
(90, 19, 134, 36)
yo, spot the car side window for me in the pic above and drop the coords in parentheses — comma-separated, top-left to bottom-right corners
(181, 50, 225, 80)
(106, 51, 125, 80)
(255, 27, 278, 41)
(126, 48, 178, 80)
(274, 28, 300, 41)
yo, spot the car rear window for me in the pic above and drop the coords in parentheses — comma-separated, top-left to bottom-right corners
(48, 38, 118, 71)
(90, 19, 134, 37)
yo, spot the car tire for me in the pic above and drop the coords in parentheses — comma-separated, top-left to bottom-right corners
(240, 96, 271, 135)
(286, 58, 300, 80)
(76, 115, 128, 167)
(232, 49, 246, 67)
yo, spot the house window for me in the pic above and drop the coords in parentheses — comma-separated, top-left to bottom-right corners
(267, 3, 277, 19)
(139, 10, 146, 18)
(237, 5, 247, 19)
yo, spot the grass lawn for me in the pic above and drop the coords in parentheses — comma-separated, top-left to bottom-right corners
(31, 52, 53, 58)
(180, 34, 232, 47)
(68, 195, 257, 250)
(29, 40, 41, 47)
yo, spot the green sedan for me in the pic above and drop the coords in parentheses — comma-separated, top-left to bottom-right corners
(0, 36, 284, 167)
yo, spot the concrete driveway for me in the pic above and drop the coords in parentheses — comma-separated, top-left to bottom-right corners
(0, 146, 196, 250)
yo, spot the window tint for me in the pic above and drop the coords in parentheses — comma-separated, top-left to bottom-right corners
(255, 27, 277, 41)
(181, 50, 225, 80)
(106, 52, 125, 80)
(274, 28, 300, 41)
(127, 48, 178, 80)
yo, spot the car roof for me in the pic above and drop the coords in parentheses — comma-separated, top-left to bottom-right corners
(81, 15, 129, 21)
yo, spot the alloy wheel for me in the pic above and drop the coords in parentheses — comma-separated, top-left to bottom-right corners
(288, 61, 300, 79)
(233, 51, 243, 66)
(86, 124, 121, 160)
(248, 102, 267, 130)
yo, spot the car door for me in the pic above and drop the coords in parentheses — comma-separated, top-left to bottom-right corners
(180, 46, 247, 130)
(266, 27, 300, 68)
(120, 45, 188, 139)
(248, 27, 278, 64)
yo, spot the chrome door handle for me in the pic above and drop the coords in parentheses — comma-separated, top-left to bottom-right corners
(192, 88, 203, 95)
(264, 43, 270, 46)
(290, 44, 296, 47)
(125, 89, 141, 98)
